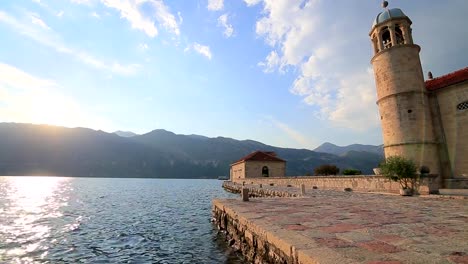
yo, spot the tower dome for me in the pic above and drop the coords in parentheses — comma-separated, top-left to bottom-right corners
(369, 4, 414, 54)
(373, 8, 407, 27)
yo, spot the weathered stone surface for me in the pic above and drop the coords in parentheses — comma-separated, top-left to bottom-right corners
(229, 175, 440, 195)
(213, 188, 468, 264)
(223, 181, 300, 198)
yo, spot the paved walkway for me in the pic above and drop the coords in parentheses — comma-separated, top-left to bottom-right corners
(215, 189, 468, 264)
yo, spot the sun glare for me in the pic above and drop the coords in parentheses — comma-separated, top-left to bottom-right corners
(0, 177, 71, 260)
(3, 87, 113, 130)
(28, 93, 82, 128)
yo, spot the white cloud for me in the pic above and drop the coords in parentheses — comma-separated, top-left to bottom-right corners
(71, 0, 92, 4)
(0, 11, 140, 76)
(207, 0, 223, 11)
(263, 116, 316, 148)
(0, 63, 114, 130)
(243, 0, 261, 6)
(57, 11, 64, 17)
(151, 0, 180, 36)
(247, 0, 380, 131)
(177, 11, 183, 25)
(185, 43, 212, 60)
(102, 0, 179, 37)
(32, 0, 48, 7)
(217, 13, 233, 38)
(258, 50, 284, 73)
(111, 63, 141, 75)
(0, 63, 56, 90)
(90, 11, 101, 18)
(30, 13, 50, 30)
(138, 43, 149, 51)
(102, 0, 158, 37)
(254, 0, 320, 65)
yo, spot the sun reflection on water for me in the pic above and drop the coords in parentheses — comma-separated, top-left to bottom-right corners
(0, 176, 71, 263)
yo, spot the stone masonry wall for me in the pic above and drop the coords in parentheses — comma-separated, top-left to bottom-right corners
(435, 81, 468, 178)
(231, 175, 440, 195)
(372, 45, 441, 175)
(230, 161, 285, 180)
(212, 200, 299, 264)
(222, 181, 299, 198)
(245, 161, 285, 179)
(230, 162, 245, 180)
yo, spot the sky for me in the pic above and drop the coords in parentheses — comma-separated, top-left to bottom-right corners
(0, 0, 467, 150)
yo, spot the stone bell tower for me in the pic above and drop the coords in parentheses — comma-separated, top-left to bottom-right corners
(370, 1, 440, 174)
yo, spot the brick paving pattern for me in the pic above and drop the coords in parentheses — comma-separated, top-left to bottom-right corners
(215, 187, 468, 263)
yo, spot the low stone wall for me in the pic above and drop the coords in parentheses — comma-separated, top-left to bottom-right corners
(444, 178, 468, 189)
(232, 175, 440, 195)
(222, 181, 299, 198)
(213, 200, 297, 264)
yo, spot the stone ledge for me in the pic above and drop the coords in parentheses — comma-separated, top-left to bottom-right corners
(213, 189, 468, 263)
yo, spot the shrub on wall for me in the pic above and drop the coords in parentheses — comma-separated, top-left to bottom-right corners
(343, 169, 362, 175)
(379, 155, 418, 191)
(314, 164, 340, 176)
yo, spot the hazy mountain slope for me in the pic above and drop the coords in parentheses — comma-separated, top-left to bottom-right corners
(0, 123, 381, 178)
(0, 123, 198, 178)
(131, 130, 380, 175)
(314, 142, 384, 156)
(114, 130, 138, 137)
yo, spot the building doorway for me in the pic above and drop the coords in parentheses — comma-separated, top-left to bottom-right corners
(262, 166, 269, 177)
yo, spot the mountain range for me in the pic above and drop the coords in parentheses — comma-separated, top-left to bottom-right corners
(113, 130, 138, 137)
(314, 142, 384, 156)
(0, 123, 383, 178)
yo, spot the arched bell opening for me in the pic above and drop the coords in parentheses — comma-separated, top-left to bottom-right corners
(381, 27, 392, 49)
(395, 25, 404, 45)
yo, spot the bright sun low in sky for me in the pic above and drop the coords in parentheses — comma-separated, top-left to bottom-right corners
(0, 0, 467, 149)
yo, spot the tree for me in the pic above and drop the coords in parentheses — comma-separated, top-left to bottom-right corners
(343, 169, 362, 175)
(379, 156, 418, 190)
(314, 164, 339, 176)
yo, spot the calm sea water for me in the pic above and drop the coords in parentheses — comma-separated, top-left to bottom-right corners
(0, 177, 244, 263)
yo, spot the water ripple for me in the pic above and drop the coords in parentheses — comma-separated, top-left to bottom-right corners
(0, 177, 244, 263)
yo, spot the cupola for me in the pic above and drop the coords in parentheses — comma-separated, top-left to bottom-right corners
(369, 1, 414, 55)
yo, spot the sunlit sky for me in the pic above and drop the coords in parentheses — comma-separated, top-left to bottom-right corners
(0, 0, 467, 149)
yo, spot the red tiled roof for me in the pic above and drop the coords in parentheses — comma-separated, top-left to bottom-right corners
(425, 67, 468, 91)
(231, 151, 285, 165)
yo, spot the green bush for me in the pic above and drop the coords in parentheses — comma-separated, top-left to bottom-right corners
(343, 169, 362, 175)
(314, 164, 339, 176)
(379, 156, 418, 190)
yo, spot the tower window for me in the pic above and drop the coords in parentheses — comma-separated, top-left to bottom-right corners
(407, 109, 412, 113)
(395, 25, 404, 45)
(457, 101, 468, 111)
(381, 28, 392, 49)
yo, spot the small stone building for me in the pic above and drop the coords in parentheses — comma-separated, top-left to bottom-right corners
(230, 151, 286, 180)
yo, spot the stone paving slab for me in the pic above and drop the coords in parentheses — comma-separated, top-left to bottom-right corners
(214, 189, 468, 264)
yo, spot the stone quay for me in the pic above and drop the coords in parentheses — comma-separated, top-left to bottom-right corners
(213, 182, 468, 264)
